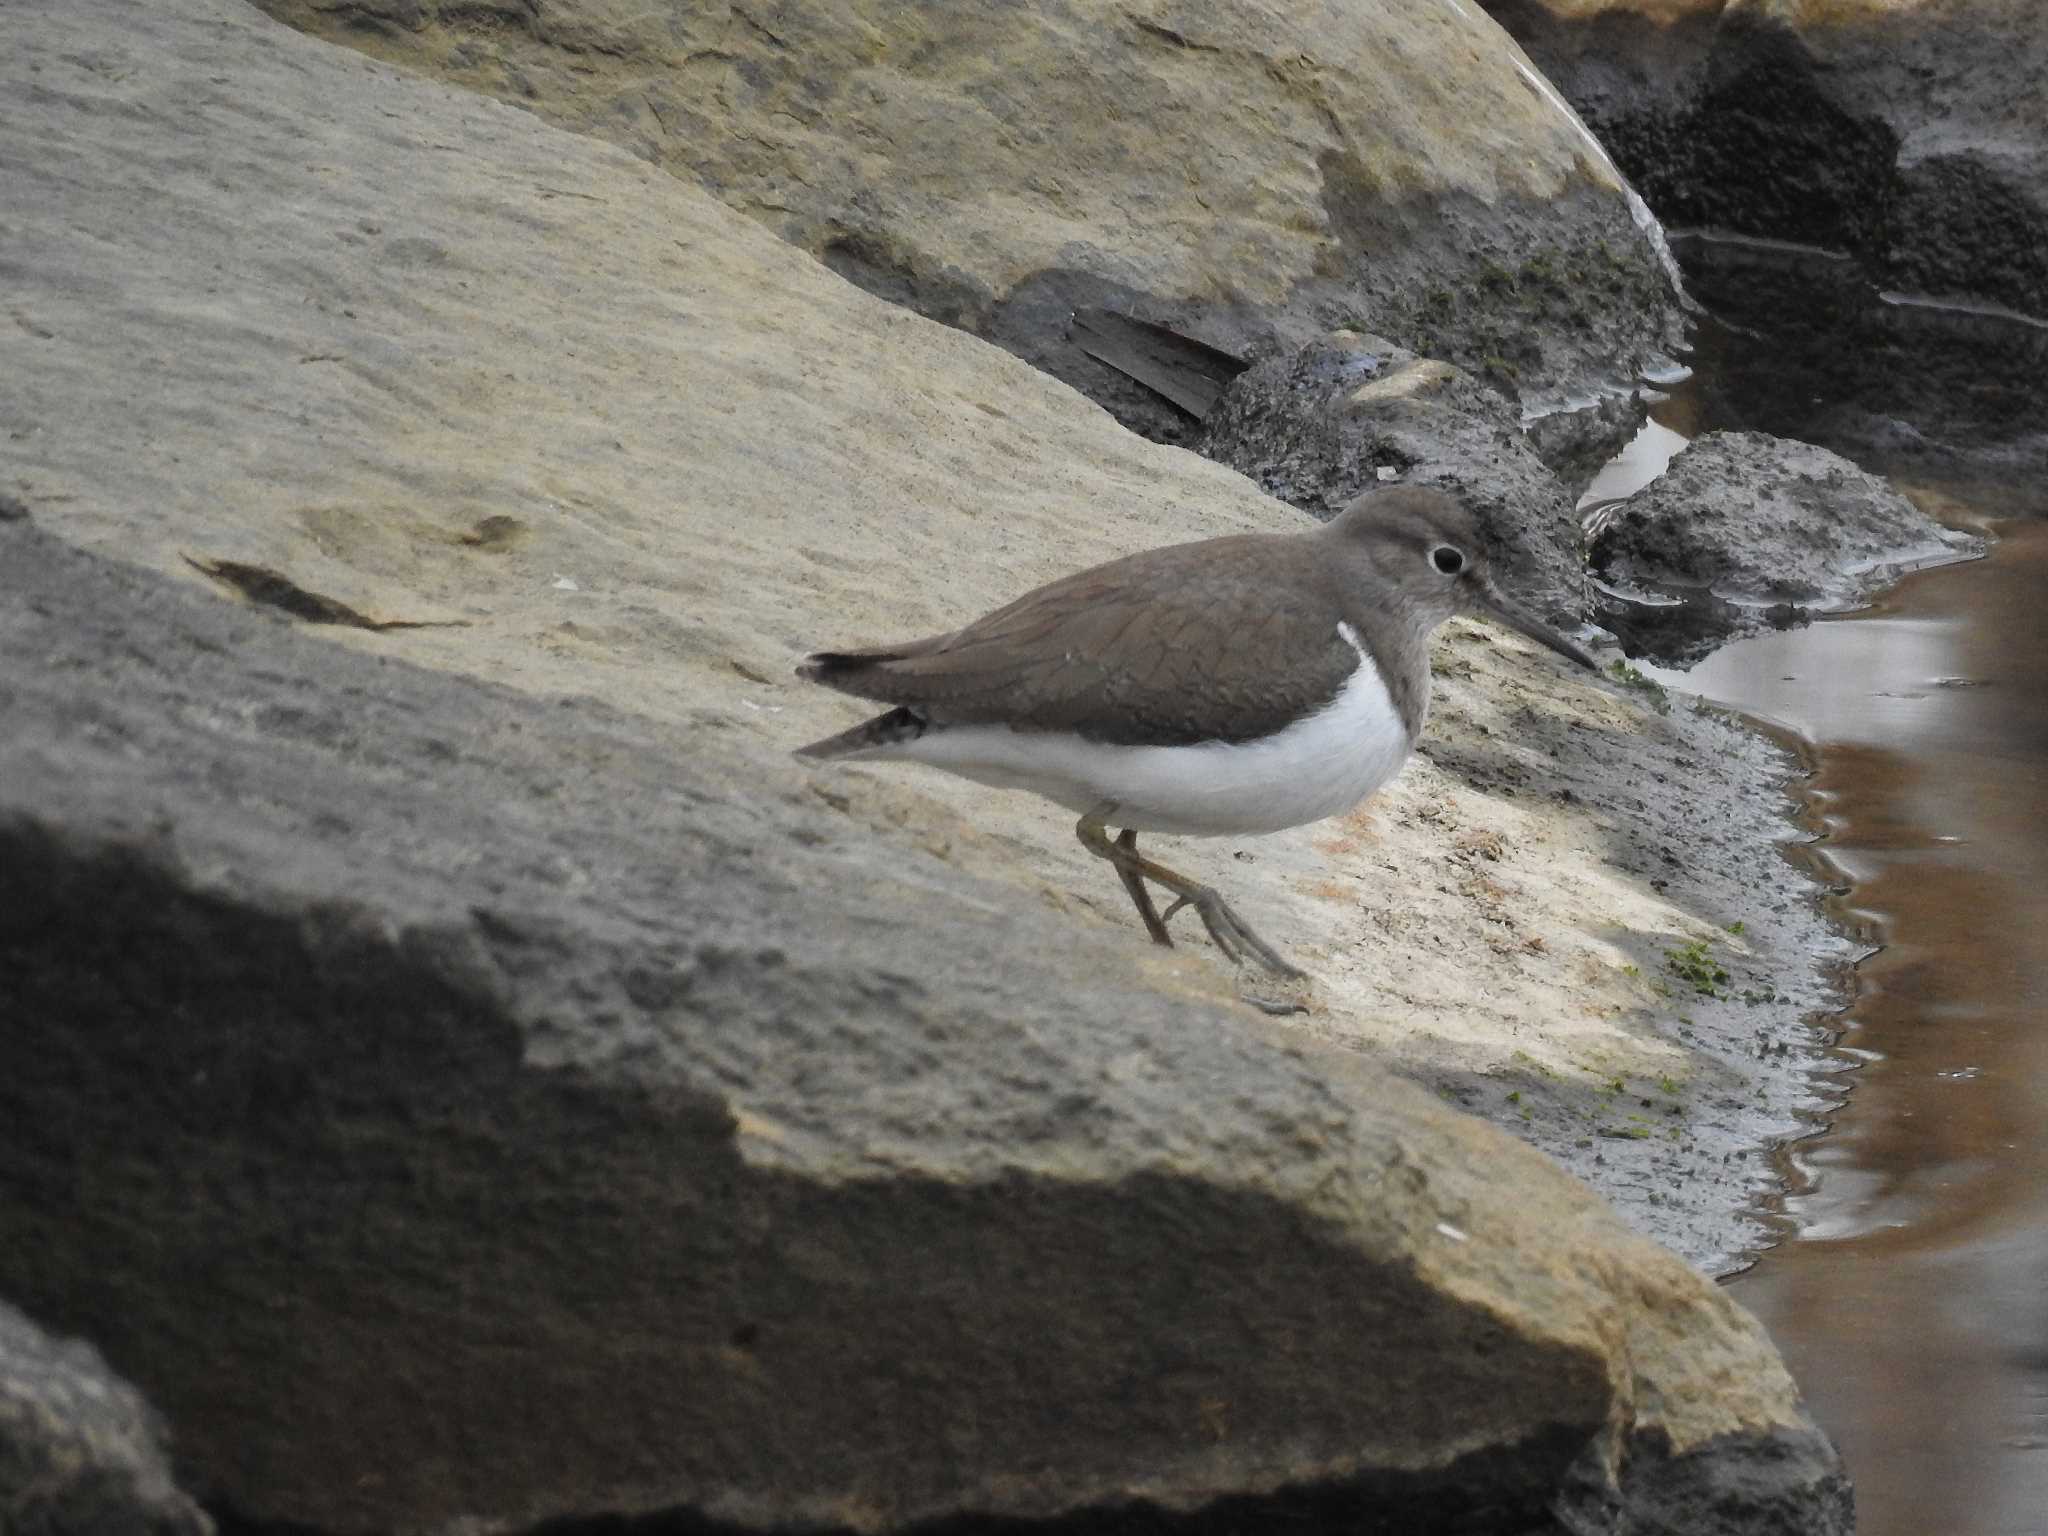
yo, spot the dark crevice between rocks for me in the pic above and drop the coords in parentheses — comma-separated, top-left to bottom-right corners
(823, 181, 1677, 471)
(199, 1421, 1853, 1536)
(1068, 309, 1251, 421)
(204, 1423, 1588, 1536)
(819, 232, 994, 336)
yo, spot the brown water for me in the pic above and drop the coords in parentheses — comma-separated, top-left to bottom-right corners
(1650, 514, 2048, 1536)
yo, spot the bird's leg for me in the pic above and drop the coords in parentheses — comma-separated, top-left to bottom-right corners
(1075, 812, 1306, 980)
(1077, 813, 1177, 947)
(1111, 827, 1175, 946)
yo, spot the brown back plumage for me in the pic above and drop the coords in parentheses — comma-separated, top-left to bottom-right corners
(798, 519, 1432, 751)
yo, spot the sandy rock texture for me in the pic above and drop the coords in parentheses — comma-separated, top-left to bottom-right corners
(4, 0, 1850, 1276)
(1590, 430, 1982, 661)
(1484, 0, 2048, 320)
(2, 505, 1852, 1536)
(245, 0, 1684, 445)
(2, 3, 1857, 1528)
(0, 1300, 212, 1536)
(1196, 332, 1602, 626)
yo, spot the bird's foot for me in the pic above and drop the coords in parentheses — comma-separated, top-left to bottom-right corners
(1077, 812, 1309, 982)
(1157, 888, 1307, 981)
(1238, 984, 1312, 1017)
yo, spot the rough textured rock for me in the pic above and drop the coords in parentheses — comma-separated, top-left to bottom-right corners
(0, 507, 1853, 1536)
(246, 0, 1684, 445)
(0, 5, 1862, 1527)
(1195, 332, 1595, 625)
(0, 1300, 212, 1536)
(1484, 0, 2048, 320)
(1525, 389, 1657, 500)
(2, 0, 1857, 1283)
(1590, 429, 1980, 660)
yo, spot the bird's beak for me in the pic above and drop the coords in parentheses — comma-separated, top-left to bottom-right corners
(1474, 581, 1599, 671)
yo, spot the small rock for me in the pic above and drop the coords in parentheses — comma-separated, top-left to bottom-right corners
(0, 1298, 212, 1536)
(1589, 429, 1980, 660)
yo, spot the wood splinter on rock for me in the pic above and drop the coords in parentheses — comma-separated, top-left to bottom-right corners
(182, 554, 466, 632)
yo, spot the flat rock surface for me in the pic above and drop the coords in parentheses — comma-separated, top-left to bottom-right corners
(246, 0, 1682, 442)
(0, 0, 1853, 1276)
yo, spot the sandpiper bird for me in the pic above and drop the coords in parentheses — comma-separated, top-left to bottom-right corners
(794, 485, 1596, 977)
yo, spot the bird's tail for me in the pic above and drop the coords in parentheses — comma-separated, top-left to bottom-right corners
(792, 704, 929, 761)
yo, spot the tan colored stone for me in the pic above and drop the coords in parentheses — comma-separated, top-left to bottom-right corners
(252, 0, 1623, 303)
(4, 0, 1842, 1270)
(0, 4, 1849, 1528)
(1349, 358, 1464, 406)
(246, 0, 1683, 435)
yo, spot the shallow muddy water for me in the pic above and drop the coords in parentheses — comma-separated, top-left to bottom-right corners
(1646, 512, 2048, 1536)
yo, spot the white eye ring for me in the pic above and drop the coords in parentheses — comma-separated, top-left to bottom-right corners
(1430, 544, 1466, 576)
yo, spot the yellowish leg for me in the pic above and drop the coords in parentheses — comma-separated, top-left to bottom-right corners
(1110, 827, 1174, 947)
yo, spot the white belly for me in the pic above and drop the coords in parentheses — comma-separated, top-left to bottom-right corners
(884, 643, 1416, 837)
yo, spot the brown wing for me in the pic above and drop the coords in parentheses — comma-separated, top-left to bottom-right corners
(799, 534, 1362, 747)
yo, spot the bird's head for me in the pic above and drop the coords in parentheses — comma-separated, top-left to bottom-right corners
(1328, 486, 1597, 670)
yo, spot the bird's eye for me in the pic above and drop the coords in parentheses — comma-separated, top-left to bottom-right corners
(1431, 545, 1466, 576)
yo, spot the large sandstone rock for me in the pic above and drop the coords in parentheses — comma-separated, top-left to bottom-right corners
(0, 1300, 211, 1536)
(247, 0, 1684, 442)
(1484, 0, 2048, 319)
(0, 496, 1852, 1536)
(3, 0, 1854, 1279)
(2, 5, 1852, 1528)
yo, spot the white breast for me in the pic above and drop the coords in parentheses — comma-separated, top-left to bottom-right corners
(885, 623, 1417, 837)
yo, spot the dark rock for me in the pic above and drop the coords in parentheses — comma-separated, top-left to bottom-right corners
(0, 514, 1846, 1536)
(1196, 333, 1589, 625)
(1523, 390, 1653, 502)
(1647, 234, 2048, 483)
(1558, 1424, 1856, 1536)
(0, 1298, 212, 1536)
(1483, 0, 2048, 321)
(1589, 429, 1980, 662)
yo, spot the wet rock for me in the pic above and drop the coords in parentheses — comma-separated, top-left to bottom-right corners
(1633, 234, 2048, 483)
(247, 0, 1682, 444)
(0, 505, 1851, 1536)
(1523, 389, 1654, 501)
(1589, 430, 1980, 661)
(1484, 0, 2048, 321)
(1196, 334, 1590, 625)
(0, 1299, 212, 1536)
